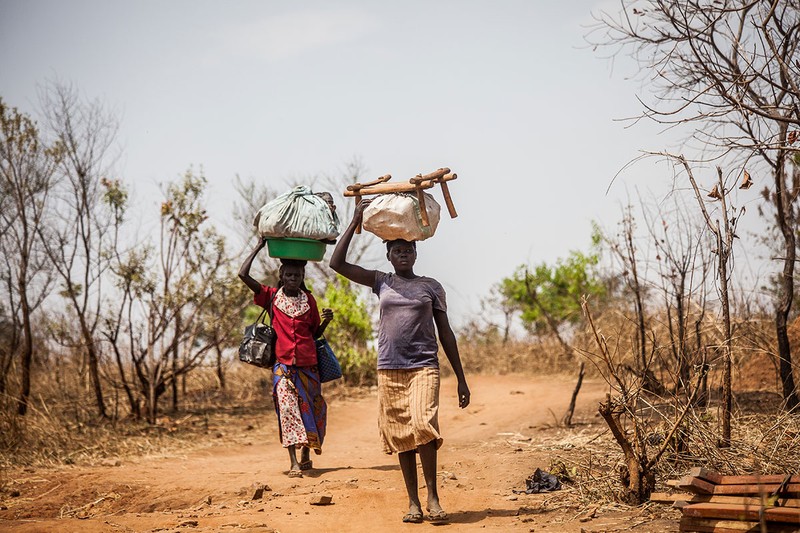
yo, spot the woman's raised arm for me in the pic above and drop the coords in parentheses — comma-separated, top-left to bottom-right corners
(239, 236, 268, 294)
(329, 199, 377, 288)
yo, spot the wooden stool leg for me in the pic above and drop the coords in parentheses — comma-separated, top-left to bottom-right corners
(355, 195, 363, 234)
(416, 189, 430, 227)
(440, 181, 458, 218)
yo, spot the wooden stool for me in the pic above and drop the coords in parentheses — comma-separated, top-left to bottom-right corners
(344, 168, 458, 233)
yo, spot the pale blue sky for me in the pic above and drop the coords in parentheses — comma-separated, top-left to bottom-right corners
(1, 0, 709, 327)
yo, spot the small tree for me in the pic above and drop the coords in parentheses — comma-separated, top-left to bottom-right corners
(642, 197, 711, 393)
(673, 157, 742, 446)
(120, 168, 230, 423)
(499, 247, 606, 351)
(606, 207, 650, 376)
(597, 199, 714, 400)
(0, 99, 61, 414)
(197, 266, 251, 390)
(38, 82, 121, 419)
(581, 297, 706, 504)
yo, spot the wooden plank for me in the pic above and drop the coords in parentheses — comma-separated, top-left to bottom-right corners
(679, 516, 800, 532)
(716, 475, 800, 485)
(679, 516, 759, 532)
(346, 174, 391, 192)
(687, 494, 800, 509)
(651, 491, 694, 504)
(688, 467, 724, 485)
(343, 181, 434, 197)
(409, 167, 450, 184)
(409, 171, 457, 186)
(688, 468, 800, 486)
(711, 483, 800, 496)
(682, 502, 800, 524)
(677, 475, 718, 494)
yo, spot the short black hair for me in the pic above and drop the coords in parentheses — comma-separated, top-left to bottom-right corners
(385, 239, 417, 253)
(277, 259, 309, 291)
(315, 191, 334, 203)
(315, 191, 336, 211)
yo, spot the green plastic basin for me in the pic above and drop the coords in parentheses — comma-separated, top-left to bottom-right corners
(266, 237, 326, 261)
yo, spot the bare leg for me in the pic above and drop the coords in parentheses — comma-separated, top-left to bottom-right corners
(299, 446, 312, 469)
(418, 440, 443, 515)
(398, 450, 423, 519)
(287, 445, 302, 475)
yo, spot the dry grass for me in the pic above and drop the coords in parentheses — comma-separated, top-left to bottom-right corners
(0, 363, 365, 473)
(455, 334, 584, 377)
(1, 317, 798, 508)
(518, 399, 800, 507)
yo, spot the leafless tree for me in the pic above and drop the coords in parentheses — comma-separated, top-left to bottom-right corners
(642, 196, 711, 392)
(590, 0, 800, 409)
(581, 297, 707, 504)
(0, 99, 61, 414)
(602, 205, 666, 394)
(668, 156, 742, 446)
(37, 82, 120, 419)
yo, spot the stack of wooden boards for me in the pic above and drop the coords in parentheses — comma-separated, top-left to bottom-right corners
(651, 468, 800, 532)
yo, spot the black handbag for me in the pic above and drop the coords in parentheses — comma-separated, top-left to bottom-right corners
(239, 293, 276, 368)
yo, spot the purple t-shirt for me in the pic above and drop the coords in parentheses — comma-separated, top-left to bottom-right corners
(373, 271, 447, 370)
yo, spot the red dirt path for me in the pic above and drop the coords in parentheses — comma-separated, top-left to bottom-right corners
(0, 374, 679, 532)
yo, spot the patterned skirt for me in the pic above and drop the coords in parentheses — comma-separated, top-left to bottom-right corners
(377, 367, 442, 454)
(272, 363, 327, 453)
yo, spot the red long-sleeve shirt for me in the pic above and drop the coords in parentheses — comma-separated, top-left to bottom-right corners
(254, 285, 320, 367)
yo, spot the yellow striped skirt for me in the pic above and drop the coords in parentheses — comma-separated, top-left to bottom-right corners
(377, 367, 443, 454)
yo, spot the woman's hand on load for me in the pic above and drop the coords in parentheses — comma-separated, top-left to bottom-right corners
(354, 198, 371, 220)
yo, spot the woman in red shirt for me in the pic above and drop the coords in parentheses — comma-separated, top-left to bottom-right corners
(239, 236, 334, 477)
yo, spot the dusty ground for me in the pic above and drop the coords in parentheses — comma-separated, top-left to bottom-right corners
(0, 374, 680, 532)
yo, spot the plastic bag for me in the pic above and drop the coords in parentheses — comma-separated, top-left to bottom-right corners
(362, 192, 441, 241)
(254, 186, 340, 240)
(512, 468, 562, 494)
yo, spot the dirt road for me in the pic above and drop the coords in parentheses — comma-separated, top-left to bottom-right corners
(0, 374, 678, 532)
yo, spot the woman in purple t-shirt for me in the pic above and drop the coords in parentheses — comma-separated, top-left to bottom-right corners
(330, 199, 470, 524)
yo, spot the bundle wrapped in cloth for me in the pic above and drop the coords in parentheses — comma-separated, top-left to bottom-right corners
(253, 185, 339, 261)
(344, 167, 457, 242)
(362, 192, 441, 241)
(254, 185, 340, 241)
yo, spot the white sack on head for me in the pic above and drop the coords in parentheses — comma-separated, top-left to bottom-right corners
(362, 192, 440, 241)
(254, 185, 340, 240)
